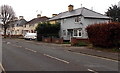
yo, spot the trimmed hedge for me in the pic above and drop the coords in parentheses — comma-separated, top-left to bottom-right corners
(86, 22, 120, 48)
(36, 22, 60, 41)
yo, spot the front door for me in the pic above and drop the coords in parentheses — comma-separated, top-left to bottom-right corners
(67, 29, 73, 42)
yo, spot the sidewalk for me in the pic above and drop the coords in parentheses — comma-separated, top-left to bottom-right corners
(36, 42, 119, 61)
(65, 46, 119, 61)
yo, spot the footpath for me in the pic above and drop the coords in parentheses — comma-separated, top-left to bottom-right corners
(51, 43, 119, 61)
(67, 46, 119, 61)
(22, 39, 119, 61)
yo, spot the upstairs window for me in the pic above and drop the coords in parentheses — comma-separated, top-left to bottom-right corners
(75, 16, 81, 23)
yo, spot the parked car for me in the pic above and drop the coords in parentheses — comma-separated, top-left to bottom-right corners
(24, 33, 37, 40)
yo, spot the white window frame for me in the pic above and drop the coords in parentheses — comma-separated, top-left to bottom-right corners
(75, 16, 81, 23)
(73, 29, 82, 37)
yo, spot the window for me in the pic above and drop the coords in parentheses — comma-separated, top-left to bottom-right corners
(63, 19, 66, 23)
(78, 30, 82, 37)
(63, 30, 66, 36)
(75, 16, 81, 23)
(73, 28, 82, 37)
(73, 30, 77, 36)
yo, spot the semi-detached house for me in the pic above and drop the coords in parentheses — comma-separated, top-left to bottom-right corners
(49, 5, 111, 41)
(23, 15, 49, 35)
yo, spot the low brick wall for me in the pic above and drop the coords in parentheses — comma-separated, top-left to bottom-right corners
(42, 37, 51, 43)
(42, 37, 63, 44)
(71, 38, 89, 46)
(52, 38, 63, 44)
(2, 35, 23, 38)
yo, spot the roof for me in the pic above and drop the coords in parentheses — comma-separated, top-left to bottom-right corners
(16, 19, 27, 26)
(7, 19, 27, 27)
(27, 16, 49, 25)
(49, 7, 110, 21)
(7, 20, 18, 27)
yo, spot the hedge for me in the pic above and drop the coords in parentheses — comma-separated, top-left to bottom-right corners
(36, 22, 60, 41)
(86, 22, 120, 48)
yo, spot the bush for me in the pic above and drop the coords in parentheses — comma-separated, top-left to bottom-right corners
(74, 41, 88, 46)
(86, 22, 120, 48)
(36, 22, 60, 41)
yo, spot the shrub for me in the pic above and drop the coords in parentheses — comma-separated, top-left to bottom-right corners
(74, 41, 88, 46)
(86, 22, 120, 48)
(36, 22, 60, 41)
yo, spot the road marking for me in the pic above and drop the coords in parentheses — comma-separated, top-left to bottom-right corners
(88, 69, 98, 73)
(6, 42, 10, 44)
(25, 48, 37, 53)
(17, 46, 22, 48)
(67, 51, 119, 62)
(44, 54, 70, 64)
(0, 63, 6, 73)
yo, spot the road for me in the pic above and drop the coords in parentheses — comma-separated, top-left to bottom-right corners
(1, 39, 119, 73)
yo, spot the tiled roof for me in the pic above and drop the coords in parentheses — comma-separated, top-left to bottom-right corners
(16, 19, 27, 26)
(27, 16, 49, 25)
(7, 19, 27, 27)
(49, 7, 110, 21)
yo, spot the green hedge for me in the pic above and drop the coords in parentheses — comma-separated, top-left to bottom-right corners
(36, 22, 60, 41)
(74, 41, 88, 46)
(86, 22, 120, 48)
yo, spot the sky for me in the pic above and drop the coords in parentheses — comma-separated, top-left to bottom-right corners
(0, 0, 120, 21)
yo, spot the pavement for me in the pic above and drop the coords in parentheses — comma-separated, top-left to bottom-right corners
(67, 46, 119, 61)
(35, 42, 119, 61)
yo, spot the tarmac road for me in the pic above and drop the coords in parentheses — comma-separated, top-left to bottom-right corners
(2, 39, 119, 73)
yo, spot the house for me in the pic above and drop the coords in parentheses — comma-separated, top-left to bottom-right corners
(23, 15, 49, 35)
(49, 5, 110, 41)
(13, 16, 27, 35)
(49, 14, 58, 24)
(7, 16, 27, 35)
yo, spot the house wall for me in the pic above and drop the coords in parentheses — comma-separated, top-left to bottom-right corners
(14, 26, 23, 35)
(60, 16, 109, 40)
(60, 16, 85, 40)
(23, 23, 38, 35)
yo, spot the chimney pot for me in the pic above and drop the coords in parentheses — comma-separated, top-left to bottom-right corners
(37, 14, 41, 18)
(52, 14, 57, 17)
(68, 4, 74, 11)
(19, 16, 24, 20)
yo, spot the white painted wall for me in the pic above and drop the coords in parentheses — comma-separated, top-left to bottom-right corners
(60, 16, 109, 40)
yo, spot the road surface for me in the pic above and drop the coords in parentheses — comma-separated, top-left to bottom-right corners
(2, 39, 119, 73)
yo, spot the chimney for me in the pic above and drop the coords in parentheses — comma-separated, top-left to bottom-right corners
(19, 16, 24, 20)
(68, 4, 74, 11)
(37, 14, 41, 18)
(52, 14, 57, 17)
(14, 17, 18, 20)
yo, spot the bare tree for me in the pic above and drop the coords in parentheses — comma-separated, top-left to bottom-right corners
(0, 5, 15, 38)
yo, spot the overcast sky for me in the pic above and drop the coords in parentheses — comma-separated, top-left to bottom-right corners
(0, 0, 120, 21)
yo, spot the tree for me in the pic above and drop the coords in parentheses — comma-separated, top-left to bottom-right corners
(0, 5, 15, 37)
(106, 5, 120, 22)
(36, 22, 60, 41)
